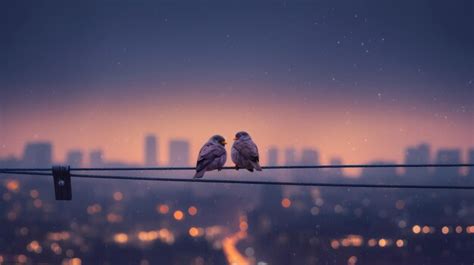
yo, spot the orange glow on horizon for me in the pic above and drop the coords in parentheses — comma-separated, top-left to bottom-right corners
(1, 89, 472, 179)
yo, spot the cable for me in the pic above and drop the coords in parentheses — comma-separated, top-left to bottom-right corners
(64, 173, 474, 190)
(0, 168, 52, 172)
(2, 169, 473, 189)
(0, 171, 53, 176)
(1, 163, 472, 172)
(70, 163, 474, 171)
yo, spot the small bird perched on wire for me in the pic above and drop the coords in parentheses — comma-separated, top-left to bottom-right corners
(232, 131, 262, 172)
(194, 135, 227, 179)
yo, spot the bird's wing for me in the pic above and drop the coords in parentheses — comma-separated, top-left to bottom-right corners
(234, 140, 259, 162)
(196, 143, 226, 172)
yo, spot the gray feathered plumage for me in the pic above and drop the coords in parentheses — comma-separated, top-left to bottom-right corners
(231, 131, 262, 172)
(194, 135, 227, 179)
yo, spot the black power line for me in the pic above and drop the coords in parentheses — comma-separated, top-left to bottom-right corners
(0, 171, 51, 176)
(1, 169, 474, 190)
(1, 163, 472, 172)
(69, 173, 474, 190)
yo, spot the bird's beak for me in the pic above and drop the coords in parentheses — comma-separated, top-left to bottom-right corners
(222, 141, 227, 145)
(233, 137, 238, 141)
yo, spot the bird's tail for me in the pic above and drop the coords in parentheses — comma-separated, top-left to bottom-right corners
(193, 170, 205, 179)
(250, 161, 262, 171)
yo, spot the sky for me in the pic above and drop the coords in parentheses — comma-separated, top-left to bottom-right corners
(0, 0, 473, 165)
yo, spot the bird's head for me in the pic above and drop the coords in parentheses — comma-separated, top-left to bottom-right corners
(210, 135, 227, 146)
(234, 131, 251, 141)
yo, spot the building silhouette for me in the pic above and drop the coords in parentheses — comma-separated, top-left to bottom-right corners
(361, 160, 398, 180)
(23, 142, 52, 167)
(284, 148, 297, 166)
(144, 134, 158, 166)
(328, 157, 343, 177)
(89, 150, 104, 167)
(434, 149, 461, 178)
(300, 148, 319, 165)
(267, 147, 279, 166)
(169, 140, 190, 166)
(404, 143, 430, 177)
(469, 149, 474, 177)
(66, 150, 83, 167)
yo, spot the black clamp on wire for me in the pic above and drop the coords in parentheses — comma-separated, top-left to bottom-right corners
(52, 166, 72, 200)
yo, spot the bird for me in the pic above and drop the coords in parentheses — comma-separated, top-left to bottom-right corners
(193, 135, 227, 179)
(231, 131, 262, 172)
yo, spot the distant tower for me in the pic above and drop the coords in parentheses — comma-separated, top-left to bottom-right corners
(300, 148, 319, 165)
(89, 150, 104, 167)
(361, 161, 397, 178)
(284, 148, 297, 166)
(435, 149, 461, 178)
(404, 143, 430, 177)
(267, 147, 279, 166)
(469, 149, 474, 177)
(169, 140, 190, 166)
(66, 150, 83, 167)
(328, 157, 343, 177)
(23, 142, 53, 167)
(144, 134, 158, 166)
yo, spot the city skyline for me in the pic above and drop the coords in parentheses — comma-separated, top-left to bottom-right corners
(1, 104, 472, 167)
(2, 136, 472, 178)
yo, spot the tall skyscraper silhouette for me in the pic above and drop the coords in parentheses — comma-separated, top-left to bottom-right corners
(404, 143, 430, 177)
(435, 149, 461, 178)
(23, 142, 52, 167)
(89, 150, 104, 167)
(169, 140, 190, 166)
(328, 157, 343, 177)
(267, 147, 279, 166)
(66, 150, 83, 167)
(300, 148, 319, 165)
(284, 148, 297, 166)
(468, 149, 474, 177)
(144, 134, 158, 166)
(361, 161, 397, 179)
